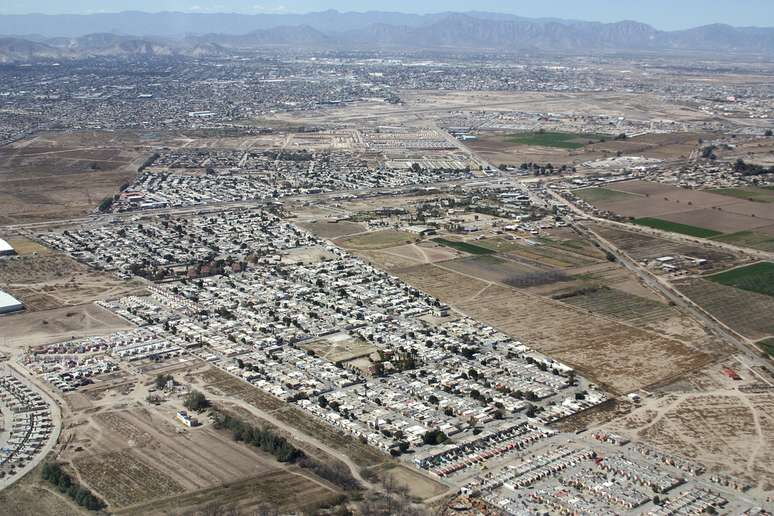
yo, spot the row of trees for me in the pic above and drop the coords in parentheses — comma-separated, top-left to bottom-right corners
(41, 462, 105, 511)
(214, 410, 303, 463)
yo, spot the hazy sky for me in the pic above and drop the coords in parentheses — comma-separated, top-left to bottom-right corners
(3, 0, 774, 30)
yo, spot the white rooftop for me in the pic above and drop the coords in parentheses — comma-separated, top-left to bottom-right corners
(0, 289, 24, 311)
(0, 238, 13, 253)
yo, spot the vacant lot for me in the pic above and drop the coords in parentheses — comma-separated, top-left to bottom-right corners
(378, 464, 448, 501)
(440, 254, 538, 283)
(611, 392, 774, 490)
(336, 230, 417, 250)
(300, 333, 376, 363)
(0, 253, 146, 311)
(0, 460, 84, 516)
(0, 303, 134, 350)
(707, 262, 774, 298)
(300, 220, 366, 239)
(61, 406, 321, 511)
(116, 469, 340, 516)
(396, 265, 715, 394)
(0, 132, 150, 224)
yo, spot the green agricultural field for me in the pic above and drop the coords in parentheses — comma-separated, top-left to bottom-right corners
(711, 231, 774, 252)
(709, 187, 774, 203)
(505, 131, 608, 149)
(632, 218, 723, 238)
(432, 238, 495, 255)
(708, 262, 774, 298)
(573, 187, 640, 204)
(758, 338, 774, 357)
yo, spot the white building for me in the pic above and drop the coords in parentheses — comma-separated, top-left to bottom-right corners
(0, 290, 24, 314)
(0, 238, 16, 257)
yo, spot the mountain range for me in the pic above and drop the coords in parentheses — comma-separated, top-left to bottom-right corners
(1, 10, 773, 62)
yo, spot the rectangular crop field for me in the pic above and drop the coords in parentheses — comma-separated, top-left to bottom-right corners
(632, 217, 723, 238)
(677, 278, 774, 340)
(432, 238, 495, 255)
(758, 338, 774, 357)
(707, 262, 774, 298)
(710, 187, 774, 203)
(711, 231, 774, 252)
(573, 187, 641, 203)
(505, 132, 607, 149)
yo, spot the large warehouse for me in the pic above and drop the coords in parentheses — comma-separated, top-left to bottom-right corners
(0, 238, 16, 257)
(0, 290, 24, 314)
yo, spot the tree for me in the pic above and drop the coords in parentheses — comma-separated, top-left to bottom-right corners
(154, 373, 173, 390)
(184, 390, 209, 412)
(765, 129, 773, 137)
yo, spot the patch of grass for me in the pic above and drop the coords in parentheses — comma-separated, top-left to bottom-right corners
(573, 187, 639, 204)
(338, 230, 415, 250)
(710, 187, 774, 203)
(758, 338, 774, 357)
(708, 262, 774, 298)
(505, 131, 608, 149)
(432, 238, 495, 255)
(711, 231, 774, 252)
(632, 218, 723, 238)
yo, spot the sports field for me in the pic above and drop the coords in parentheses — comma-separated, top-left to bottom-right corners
(505, 131, 608, 149)
(632, 218, 723, 238)
(431, 238, 495, 255)
(707, 262, 774, 298)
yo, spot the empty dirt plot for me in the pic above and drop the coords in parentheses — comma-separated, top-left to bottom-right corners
(377, 464, 449, 501)
(116, 469, 340, 516)
(676, 278, 774, 341)
(611, 392, 774, 489)
(0, 254, 146, 311)
(299, 220, 366, 239)
(0, 460, 84, 516)
(65, 406, 296, 510)
(336, 230, 417, 250)
(0, 303, 134, 350)
(300, 332, 376, 364)
(354, 242, 460, 271)
(1, 236, 53, 256)
(441, 255, 540, 284)
(196, 367, 285, 413)
(0, 132, 150, 225)
(395, 266, 714, 394)
(394, 263, 490, 305)
(73, 451, 185, 508)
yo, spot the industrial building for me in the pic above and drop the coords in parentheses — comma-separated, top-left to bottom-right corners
(0, 290, 24, 315)
(0, 238, 16, 257)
